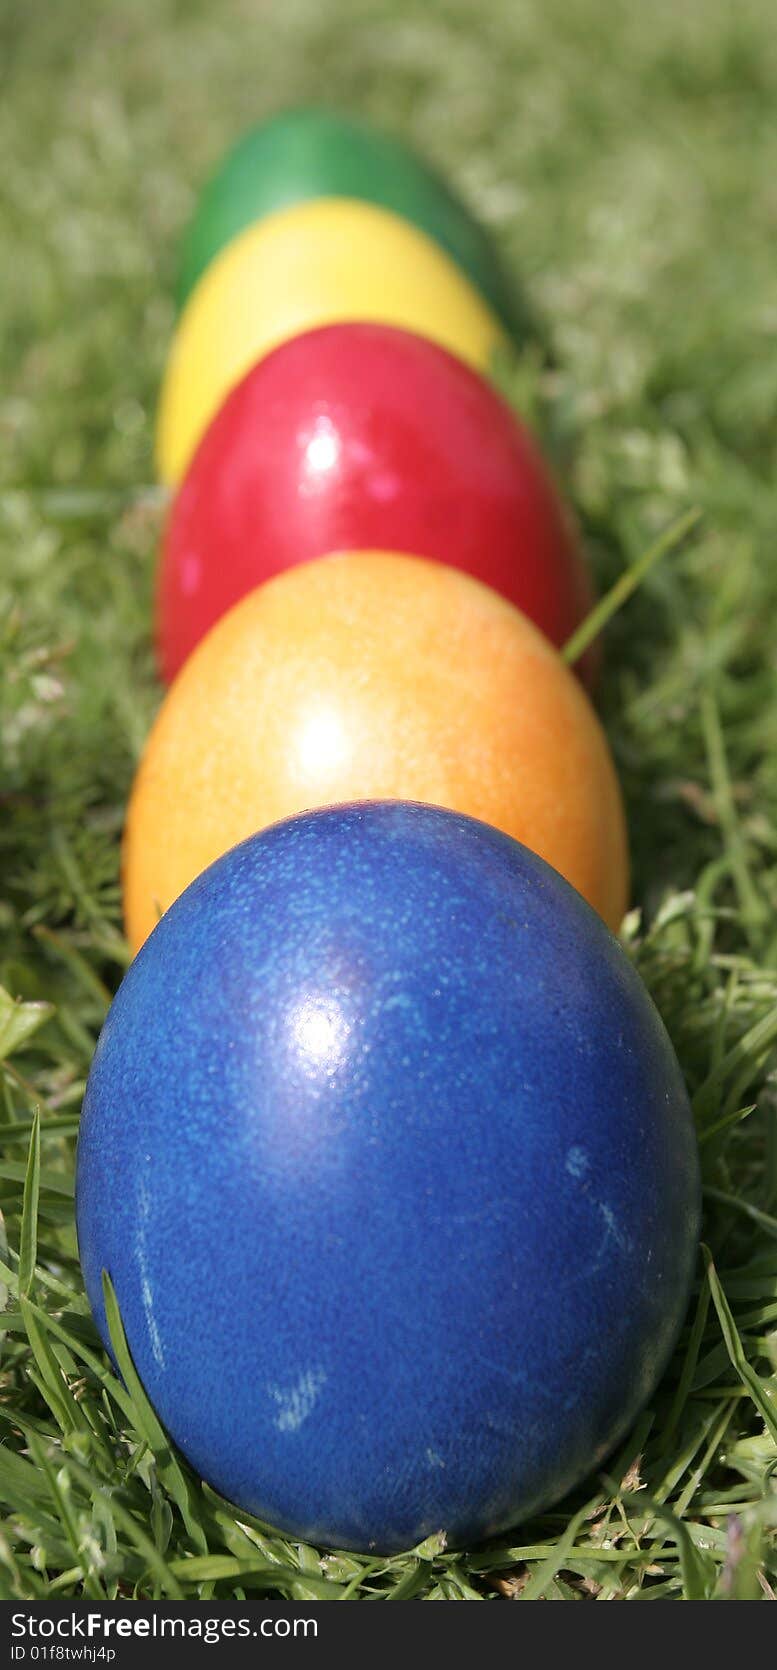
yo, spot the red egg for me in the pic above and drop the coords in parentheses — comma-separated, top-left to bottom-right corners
(156, 322, 596, 685)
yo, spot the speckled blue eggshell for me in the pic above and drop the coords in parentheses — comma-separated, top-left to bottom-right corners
(76, 802, 700, 1553)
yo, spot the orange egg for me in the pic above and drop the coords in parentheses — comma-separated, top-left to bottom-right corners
(123, 552, 629, 951)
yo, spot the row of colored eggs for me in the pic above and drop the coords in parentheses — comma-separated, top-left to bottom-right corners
(76, 111, 700, 1554)
(128, 109, 628, 949)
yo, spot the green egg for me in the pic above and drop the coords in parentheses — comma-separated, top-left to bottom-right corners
(177, 107, 543, 348)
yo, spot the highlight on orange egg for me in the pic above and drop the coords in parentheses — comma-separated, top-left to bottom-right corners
(123, 551, 629, 952)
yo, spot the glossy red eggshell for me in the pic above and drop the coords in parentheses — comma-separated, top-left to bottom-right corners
(156, 322, 596, 685)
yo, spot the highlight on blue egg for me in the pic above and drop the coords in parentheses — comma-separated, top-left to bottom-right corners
(76, 801, 700, 1553)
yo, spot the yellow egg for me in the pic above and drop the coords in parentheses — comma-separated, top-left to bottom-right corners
(156, 197, 506, 483)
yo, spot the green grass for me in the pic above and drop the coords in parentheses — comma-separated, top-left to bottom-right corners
(1, 0, 777, 1601)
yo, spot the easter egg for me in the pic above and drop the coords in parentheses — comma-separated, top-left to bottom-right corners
(124, 550, 628, 952)
(157, 323, 594, 685)
(79, 802, 700, 1553)
(176, 107, 541, 347)
(156, 199, 505, 483)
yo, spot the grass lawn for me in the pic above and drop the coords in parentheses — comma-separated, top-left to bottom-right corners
(1, 0, 777, 1601)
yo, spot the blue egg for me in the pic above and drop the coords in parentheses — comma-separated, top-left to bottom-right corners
(76, 803, 699, 1552)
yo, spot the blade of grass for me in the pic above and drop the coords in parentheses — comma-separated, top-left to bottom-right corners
(518, 1496, 602, 1600)
(18, 1108, 40, 1298)
(561, 507, 702, 667)
(165, 1553, 344, 1598)
(693, 1000, 777, 1123)
(700, 689, 766, 931)
(58, 1451, 183, 1600)
(703, 1248, 777, 1444)
(661, 1279, 711, 1448)
(26, 1433, 105, 1601)
(703, 1187, 777, 1241)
